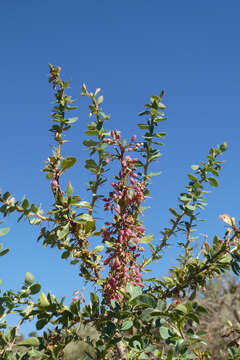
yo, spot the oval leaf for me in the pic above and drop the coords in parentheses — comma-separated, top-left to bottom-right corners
(24, 272, 35, 285)
(135, 294, 157, 308)
(208, 177, 218, 187)
(30, 283, 41, 295)
(18, 337, 40, 347)
(61, 157, 77, 172)
(121, 320, 133, 331)
(159, 326, 170, 339)
(0, 227, 10, 237)
(39, 292, 50, 307)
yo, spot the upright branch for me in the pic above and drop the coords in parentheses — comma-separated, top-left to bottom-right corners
(40, 65, 104, 282)
(81, 84, 110, 216)
(101, 131, 146, 302)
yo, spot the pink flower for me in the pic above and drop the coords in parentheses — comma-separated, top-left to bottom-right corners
(115, 257, 121, 267)
(105, 158, 110, 164)
(115, 204, 120, 214)
(130, 178, 135, 185)
(51, 179, 59, 191)
(131, 134, 137, 142)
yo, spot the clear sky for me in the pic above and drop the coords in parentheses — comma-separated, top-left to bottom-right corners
(1, 1, 240, 335)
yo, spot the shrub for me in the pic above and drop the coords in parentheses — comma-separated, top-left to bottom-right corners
(0, 65, 240, 359)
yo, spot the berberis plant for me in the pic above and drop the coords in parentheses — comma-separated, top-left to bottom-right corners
(0, 65, 240, 359)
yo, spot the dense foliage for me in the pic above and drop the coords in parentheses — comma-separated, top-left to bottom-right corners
(0, 65, 240, 359)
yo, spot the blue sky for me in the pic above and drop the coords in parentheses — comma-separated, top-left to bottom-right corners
(1, 1, 240, 335)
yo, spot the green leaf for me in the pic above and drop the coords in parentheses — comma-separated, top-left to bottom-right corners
(175, 303, 188, 314)
(157, 299, 167, 311)
(24, 272, 34, 285)
(83, 139, 98, 147)
(0, 248, 9, 257)
(30, 283, 41, 295)
(61, 157, 77, 172)
(135, 294, 157, 308)
(0, 228, 10, 237)
(97, 95, 104, 105)
(140, 308, 155, 321)
(85, 159, 97, 172)
(176, 339, 187, 354)
(138, 110, 151, 116)
(70, 259, 79, 264)
(79, 213, 94, 222)
(65, 117, 78, 124)
(22, 199, 30, 209)
(196, 305, 208, 314)
(94, 245, 104, 253)
(159, 326, 170, 339)
(7, 327, 16, 342)
(208, 177, 218, 187)
(36, 318, 49, 330)
(139, 233, 153, 244)
(66, 181, 74, 198)
(90, 292, 99, 307)
(57, 223, 70, 239)
(3, 192, 10, 201)
(188, 174, 198, 182)
(121, 320, 133, 331)
(85, 130, 99, 136)
(191, 165, 200, 171)
(218, 254, 232, 264)
(39, 292, 50, 307)
(104, 321, 116, 336)
(185, 204, 196, 212)
(166, 349, 174, 360)
(29, 218, 42, 225)
(27, 350, 43, 357)
(137, 123, 148, 129)
(169, 208, 178, 217)
(126, 283, 142, 300)
(76, 201, 91, 208)
(154, 132, 167, 138)
(147, 172, 162, 178)
(61, 250, 70, 259)
(18, 337, 40, 347)
(220, 141, 228, 152)
(158, 102, 166, 109)
(88, 121, 97, 130)
(187, 313, 199, 324)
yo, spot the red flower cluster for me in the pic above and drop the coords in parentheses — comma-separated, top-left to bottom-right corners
(102, 131, 146, 303)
